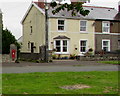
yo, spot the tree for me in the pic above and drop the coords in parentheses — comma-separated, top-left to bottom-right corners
(50, 2, 90, 16)
(2, 28, 20, 54)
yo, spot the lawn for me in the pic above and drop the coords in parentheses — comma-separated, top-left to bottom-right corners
(0, 74, 1, 94)
(2, 71, 119, 94)
(98, 61, 120, 65)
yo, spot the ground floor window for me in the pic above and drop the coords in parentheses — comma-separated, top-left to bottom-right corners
(80, 40, 88, 53)
(54, 40, 69, 54)
(102, 39, 110, 52)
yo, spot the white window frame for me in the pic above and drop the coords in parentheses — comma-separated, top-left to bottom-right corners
(80, 39, 88, 53)
(57, 19, 66, 32)
(102, 39, 110, 52)
(102, 21, 110, 33)
(80, 20, 87, 32)
(54, 39, 69, 54)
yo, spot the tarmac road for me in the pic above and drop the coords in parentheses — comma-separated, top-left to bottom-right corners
(1, 60, 119, 73)
(2, 65, 119, 73)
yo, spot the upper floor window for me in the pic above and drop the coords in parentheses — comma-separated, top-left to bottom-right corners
(58, 20, 65, 31)
(80, 20, 87, 32)
(102, 21, 110, 33)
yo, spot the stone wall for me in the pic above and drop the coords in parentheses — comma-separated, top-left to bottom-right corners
(20, 53, 42, 61)
(77, 52, 119, 61)
(2, 54, 12, 62)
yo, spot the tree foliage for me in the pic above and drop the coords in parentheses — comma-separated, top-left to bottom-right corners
(50, 2, 90, 16)
(2, 28, 20, 54)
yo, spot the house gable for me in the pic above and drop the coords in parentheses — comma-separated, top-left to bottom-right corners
(21, 2, 45, 24)
(21, 3, 46, 53)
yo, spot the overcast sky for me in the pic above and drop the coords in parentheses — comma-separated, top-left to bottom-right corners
(0, 0, 120, 39)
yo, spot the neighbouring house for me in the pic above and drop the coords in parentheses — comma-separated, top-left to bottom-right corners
(21, 1, 120, 58)
(94, 1, 120, 53)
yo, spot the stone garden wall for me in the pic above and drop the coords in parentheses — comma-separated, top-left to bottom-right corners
(2, 54, 12, 62)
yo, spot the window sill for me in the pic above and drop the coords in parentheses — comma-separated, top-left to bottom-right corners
(54, 52, 69, 55)
(80, 31, 88, 34)
(58, 31, 66, 32)
(102, 32, 110, 34)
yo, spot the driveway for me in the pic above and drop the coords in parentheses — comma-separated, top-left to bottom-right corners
(1, 60, 119, 73)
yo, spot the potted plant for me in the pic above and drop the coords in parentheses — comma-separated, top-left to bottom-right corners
(88, 48, 93, 56)
(69, 54, 76, 59)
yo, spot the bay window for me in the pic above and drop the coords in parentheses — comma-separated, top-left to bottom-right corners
(54, 40, 69, 54)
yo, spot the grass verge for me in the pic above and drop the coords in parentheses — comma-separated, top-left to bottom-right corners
(2, 71, 119, 94)
(98, 61, 120, 65)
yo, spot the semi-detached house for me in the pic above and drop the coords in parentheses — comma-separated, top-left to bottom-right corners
(21, 1, 120, 57)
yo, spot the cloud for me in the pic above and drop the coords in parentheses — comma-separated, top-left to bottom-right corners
(0, 0, 31, 2)
(0, 2, 31, 39)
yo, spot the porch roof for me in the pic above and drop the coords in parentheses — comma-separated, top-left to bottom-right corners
(53, 35, 70, 39)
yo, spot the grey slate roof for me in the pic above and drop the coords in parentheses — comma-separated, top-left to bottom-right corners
(17, 36, 23, 43)
(114, 13, 120, 20)
(46, 6, 118, 20)
(22, 2, 120, 24)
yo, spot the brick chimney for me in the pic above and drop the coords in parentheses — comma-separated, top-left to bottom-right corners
(37, 0, 45, 8)
(71, 0, 89, 4)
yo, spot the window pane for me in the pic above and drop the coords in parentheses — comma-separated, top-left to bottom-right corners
(103, 47, 108, 52)
(81, 41, 86, 46)
(103, 27, 109, 32)
(80, 27, 86, 31)
(63, 47, 67, 52)
(56, 40, 60, 46)
(81, 47, 86, 52)
(56, 47, 61, 52)
(58, 20, 64, 25)
(80, 21, 86, 26)
(104, 22, 109, 27)
(58, 26, 64, 30)
(103, 41, 108, 46)
(63, 40, 67, 46)
(63, 40, 68, 52)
